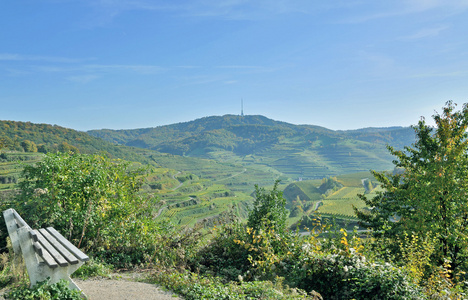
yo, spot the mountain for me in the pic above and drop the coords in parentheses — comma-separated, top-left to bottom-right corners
(88, 115, 416, 179)
(0, 119, 278, 192)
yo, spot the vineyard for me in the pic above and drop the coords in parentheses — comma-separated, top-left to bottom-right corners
(0, 149, 378, 233)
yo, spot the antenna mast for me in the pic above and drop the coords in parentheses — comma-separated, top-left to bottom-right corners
(241, 98, 244, 117)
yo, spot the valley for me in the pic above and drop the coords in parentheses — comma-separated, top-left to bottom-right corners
(0, 115, 413, 229)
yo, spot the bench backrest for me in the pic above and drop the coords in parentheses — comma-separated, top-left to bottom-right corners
(3, 208, 89, 267)
(3, 208, 30, 254)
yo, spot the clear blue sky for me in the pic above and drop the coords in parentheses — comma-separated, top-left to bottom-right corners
(2, 1, 468, 131)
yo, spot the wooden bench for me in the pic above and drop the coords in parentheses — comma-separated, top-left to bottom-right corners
(3, 208, 89, 293)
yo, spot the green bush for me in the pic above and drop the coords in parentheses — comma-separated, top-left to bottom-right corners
(4, 279, 83, 300)
(195, 222, 252, 281)
(151, 269, 320, 300)
(72, 257, 113, 280)
(289, 249, 425, 299)
(247, 181, 288, 233)
(0, 152, 161, 267)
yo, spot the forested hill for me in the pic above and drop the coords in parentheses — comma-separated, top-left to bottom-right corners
(88, 115, 416, 178)
(89, 115, 414, 153)
(0, 120, 154, 164)
(88, 115, 334, 153)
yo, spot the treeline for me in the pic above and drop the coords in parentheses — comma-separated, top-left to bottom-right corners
(1, 136, 79, 154)
(0, 120, 160, 166)
(0, 121, 101, 153)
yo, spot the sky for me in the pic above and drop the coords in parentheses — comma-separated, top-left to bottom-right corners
(2, 0, 468, 131)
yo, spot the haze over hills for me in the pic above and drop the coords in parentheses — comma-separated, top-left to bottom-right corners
(88, 115, 416, 179)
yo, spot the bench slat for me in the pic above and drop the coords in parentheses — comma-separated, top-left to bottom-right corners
(32, 241, 58, 269)
(38, 228, 80, 265)
(30, 230, 39, 242)
(33, 242, 43, 256)
(33, 229, 69, 267)
(45, 227, 89, 262)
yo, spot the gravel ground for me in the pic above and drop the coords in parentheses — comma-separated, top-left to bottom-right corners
(75, 272, 182, 300)
(1, 273, 183, 300)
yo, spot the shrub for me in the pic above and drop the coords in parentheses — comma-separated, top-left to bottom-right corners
(288, 246, 426, 300)
(151, 269, 320, 300)
(194, 222, 251, 281)
(0, 152, 161, 267)
(0, 239, 27, 289)
(4, 279, 83, 300)
(247, 181, 288, 233)
(72, 257, 113, 280)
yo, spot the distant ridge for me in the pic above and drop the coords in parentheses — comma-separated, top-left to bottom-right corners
(88, 114, 415, 179)
(0, 116, 416, 180)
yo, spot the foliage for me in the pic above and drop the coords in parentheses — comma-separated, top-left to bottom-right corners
(318, 177, 343, 195)
(247, 181, 288, 233)
(72, 257, 113, 280)
(1, 152, 160, 267)
(0, 120, 162, 167)
(0, 239, 27, 289)
(4, 279, 82, 300)
(275, 227, 425, 299)
(151, 268, 320, 300)
(356, 102, 468, 279)
(196, 211, 429, 299)
(88, 115, 415, 180)
(150, 221, 208, 270)
(195, 185, 296, 281)
(293, 250, 425, 299)
(195, 222, 252, 280)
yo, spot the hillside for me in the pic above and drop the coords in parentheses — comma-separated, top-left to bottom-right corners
(0, 120, 279, 191)
(89, 115, 415, 179)
(0, 120, 154, 163)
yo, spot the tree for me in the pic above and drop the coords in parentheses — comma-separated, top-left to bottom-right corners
(21, 140, 37, 152)
(248, 180, 288, 233)
(356, 101, 468, 276)
(58, 141, 79, 153)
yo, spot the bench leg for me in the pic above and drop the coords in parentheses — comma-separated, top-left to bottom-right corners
(18, 227, 42, 287)
(38, 263, 84, 290)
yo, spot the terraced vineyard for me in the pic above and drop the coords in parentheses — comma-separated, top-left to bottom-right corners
(89, 115, 413, 181)
(283, 172, 379, 222)
(1, 115, 405, 229)
(0, 152, 43, 190)
(319, 187, 367, 217)
(0, 148, 383, 231)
